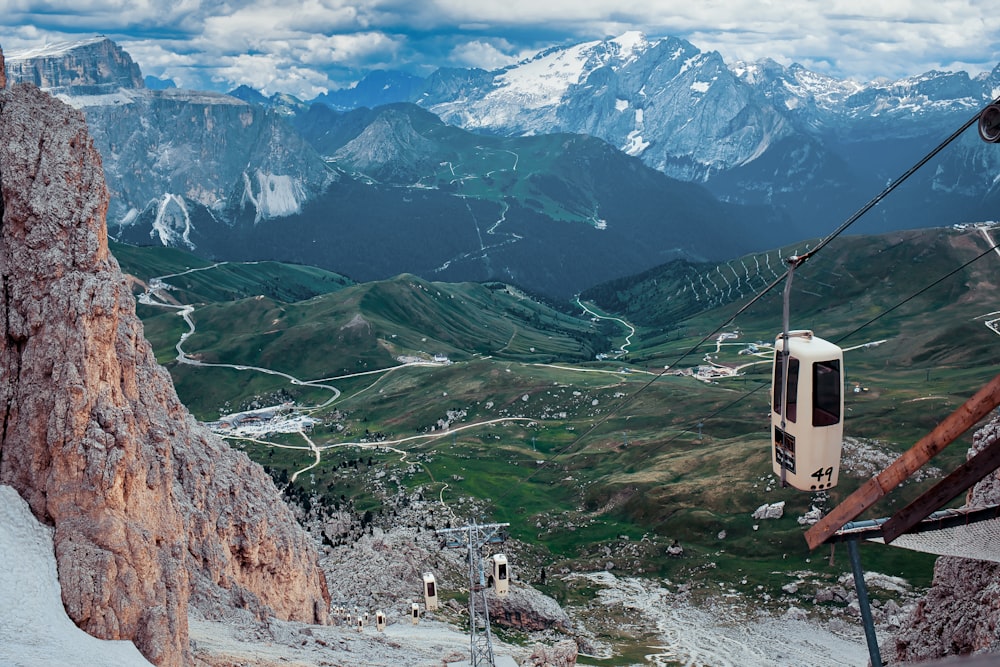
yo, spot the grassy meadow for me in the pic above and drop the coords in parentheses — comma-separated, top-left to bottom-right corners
(115, 224, 999, 630)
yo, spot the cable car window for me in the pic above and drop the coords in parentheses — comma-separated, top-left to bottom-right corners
(497, 563, 507, 579)
(812, 359, 841, 426)
(773, 355, 799, 422)
(426, 581, 435, 596)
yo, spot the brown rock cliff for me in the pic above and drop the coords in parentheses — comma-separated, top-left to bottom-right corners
(0, 78, 329, 665)
(888, 414, 1000, 662)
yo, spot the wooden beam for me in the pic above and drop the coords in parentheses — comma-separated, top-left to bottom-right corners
(880, 431, 1000, 544)
(804, 371, 1000, 550)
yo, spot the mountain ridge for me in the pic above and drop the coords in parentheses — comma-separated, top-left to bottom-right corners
(7, 35, 1000, 301)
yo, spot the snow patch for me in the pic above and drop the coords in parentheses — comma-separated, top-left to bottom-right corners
(611, 31, 646, 55)
(54, 87, 141, 109)
(5, 36, 108, 60)
(0, 485, 154, 666)
(494, 40, 597, 108)
(241, 170, 307, 222)
(151, 194, 195, 250)
(118, 207, 139, 227)
(623, 130, 649, 156)
(609, 31, 648, 66)
(615, 98, 629, 112)
(690, 81, 710, 94)
(623, 107, 649, 156)
(679, 54, 702, 77)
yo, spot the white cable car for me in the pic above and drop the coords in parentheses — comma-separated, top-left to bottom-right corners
(411, 602, 420, 625)
(357, 616, 364, 632)
(772, 330, 844, 491)
(490, 554, 510, 597)
(375, 610, 386, 632)
(422, 572, 439, 611)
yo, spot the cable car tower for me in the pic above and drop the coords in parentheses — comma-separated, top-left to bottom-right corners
(437, 520, 509, 667)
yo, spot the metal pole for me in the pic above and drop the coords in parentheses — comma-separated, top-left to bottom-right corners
(847, 539, 883, 667)
(437, 521, 508, 667)
(777, 260, 797, 487)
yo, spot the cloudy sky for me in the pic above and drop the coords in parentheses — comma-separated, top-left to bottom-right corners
(4, 1, 1000, 98)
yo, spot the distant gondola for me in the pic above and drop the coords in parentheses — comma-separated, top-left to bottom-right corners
(490, 554, 510, 597)
(422, 571, 439, 610)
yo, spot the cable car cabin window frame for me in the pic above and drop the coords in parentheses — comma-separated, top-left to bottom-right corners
(773, 354, 800, 423)
(812, 359, 841, 427)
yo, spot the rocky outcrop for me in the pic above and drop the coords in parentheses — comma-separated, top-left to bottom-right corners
(0, 79, 329, 665)
(525, 639, 579, 667)
(4, 37, 143, 95)
(751, 500, 785, 520)
(887, 414, 1000, 662)
(488, 584, 572, 632)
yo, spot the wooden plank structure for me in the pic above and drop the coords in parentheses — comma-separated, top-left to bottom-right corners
(805, 371, 1000, 550)
(880, 433, 1000, 543)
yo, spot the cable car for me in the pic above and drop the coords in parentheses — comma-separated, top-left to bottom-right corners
(411, 602, 420, 625)
(771, 330, 844, 491)
(357, 616, 364, 632)
(375, 610, 386, 632)
(422, 572, 439, 611)
(490, 554, 510, 597)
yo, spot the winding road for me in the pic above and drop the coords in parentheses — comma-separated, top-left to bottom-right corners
(575, 297, 635, 356)
(138, 265, 541, 487)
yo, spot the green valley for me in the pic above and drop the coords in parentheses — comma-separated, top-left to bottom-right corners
(117, 223, 1000, 661)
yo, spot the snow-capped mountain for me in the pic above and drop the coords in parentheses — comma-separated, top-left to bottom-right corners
(4, 38, 336, 249)
(413, 31, 1000, 177)
(6, 34, 999, 298)
(398, 32, 1000, 231)
(421, 32, 792, 181)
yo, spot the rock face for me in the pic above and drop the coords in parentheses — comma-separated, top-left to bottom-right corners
(525, 639, 579, 667)
(4, 37, 143, 95)
(4, 38, 336, 231)
(0, 77, 329, 666)
(488, 584, 572, 632)
(887, 414, 1000, 662)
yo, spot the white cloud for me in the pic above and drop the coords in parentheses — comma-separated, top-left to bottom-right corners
(425, 0, 1000, 80)
(298, 32, 402, 66)
(448, 39, 522, 70)
(3, 0, 999, 95)
(211, 53, 332, 98)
